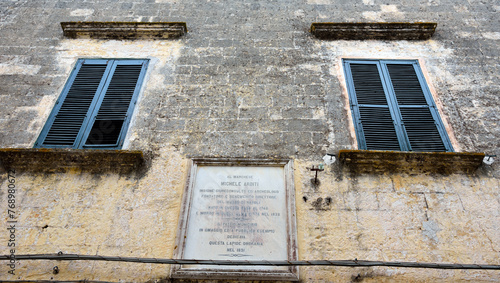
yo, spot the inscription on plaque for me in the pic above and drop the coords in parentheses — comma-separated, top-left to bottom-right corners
(173, 160, 298, 280)
(183, 166, 287, 270)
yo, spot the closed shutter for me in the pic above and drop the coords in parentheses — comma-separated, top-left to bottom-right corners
(344, 59, 453, 152)
(385, 63, 449, 152)
(347, 62, 401, 150)
(35, 59, 148, 149)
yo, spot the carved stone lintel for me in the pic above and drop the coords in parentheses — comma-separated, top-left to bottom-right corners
(311, 22, 437, 40)
(61, 22, 187, 39)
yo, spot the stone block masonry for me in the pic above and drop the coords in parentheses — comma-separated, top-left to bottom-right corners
(0, 0, 499, 282)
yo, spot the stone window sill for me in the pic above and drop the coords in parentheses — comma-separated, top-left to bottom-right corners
(0, 148, 146, 174)
(338, 150, 485, 174)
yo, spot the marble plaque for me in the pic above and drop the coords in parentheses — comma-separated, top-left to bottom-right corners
(172, 159, 298, 281)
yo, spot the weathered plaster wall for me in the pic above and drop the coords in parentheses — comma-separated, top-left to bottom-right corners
(0, 148, 188, 281)
(0, 160, 498, 282)
(0, 0, 499, 282)
(296, 160, 499, 282)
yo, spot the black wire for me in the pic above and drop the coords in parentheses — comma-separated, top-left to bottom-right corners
(1, 254, 499, 270)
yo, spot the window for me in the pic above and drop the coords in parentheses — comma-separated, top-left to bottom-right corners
(35, 59, 148, 149)
(343, 59, 453, 152)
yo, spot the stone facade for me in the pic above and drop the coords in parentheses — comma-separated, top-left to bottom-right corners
(0, 0, 499, 282)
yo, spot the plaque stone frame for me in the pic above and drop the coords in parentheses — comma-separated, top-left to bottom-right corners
(171, 158, 298, 281)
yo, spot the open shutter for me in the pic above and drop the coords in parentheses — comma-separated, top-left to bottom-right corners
(36, 60, 110, 148)
(81, 60, 147, 148)
(347, 62, 401, 150)
(35, 59, 148, 149)
(385, 63, 450, 152)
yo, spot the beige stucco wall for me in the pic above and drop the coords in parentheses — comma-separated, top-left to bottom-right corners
(295, 160, 499, 282)
(1, 154, 498, 282)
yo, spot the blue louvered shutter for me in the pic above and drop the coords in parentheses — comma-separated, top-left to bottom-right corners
(384, 62, 452, 152)
(35, 60, 111, 148)
(35, 59, 148, 149)
(80, 60, 147, 148)
(345, 62, 402, 150)
(344, 59, 453, 152)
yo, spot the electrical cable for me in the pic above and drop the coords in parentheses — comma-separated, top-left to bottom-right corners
(1, 253, 499, 270)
